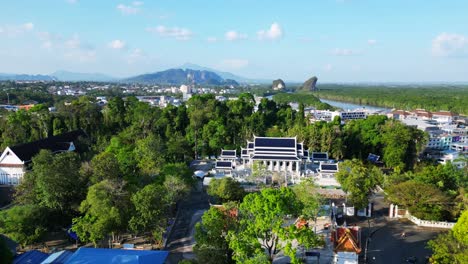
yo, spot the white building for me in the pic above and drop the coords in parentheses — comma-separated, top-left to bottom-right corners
(0, 130, 86, 185)
(314, 162, 340, 187)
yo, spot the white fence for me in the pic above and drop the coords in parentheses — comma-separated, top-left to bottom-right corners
(407, 215, 455, 229)
(389, 203, 455, 229)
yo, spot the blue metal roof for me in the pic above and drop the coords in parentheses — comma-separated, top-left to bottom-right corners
(41, 250, 74, 264)
(255, 137, 295, 148)
(64, 248, 169, 264)
(216, 161, 232, 168)
(321, 164, 338, 171)
(221, 150, 236, 156)
(312, 152, 328, 159)
(14, 250, 49, 264)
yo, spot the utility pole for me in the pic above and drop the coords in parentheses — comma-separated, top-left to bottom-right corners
(364, 216, 371, 263)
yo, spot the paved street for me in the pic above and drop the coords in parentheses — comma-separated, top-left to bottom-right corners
(366, 219, 442, 264)
(349, 192, 444, 264)
(165, 180, 210, 264)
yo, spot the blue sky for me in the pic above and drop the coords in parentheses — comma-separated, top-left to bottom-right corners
(0, 0, 468, 82)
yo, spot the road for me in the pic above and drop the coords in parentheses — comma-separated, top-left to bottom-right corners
(165, 180, 210, 264)
(349, 192, 444, 264)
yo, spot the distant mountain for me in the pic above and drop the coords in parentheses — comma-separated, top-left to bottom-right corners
(178, 63, 270, 84)
(0, 73, 55, 81)
(300, 76, 318, 91)
(51, 71, 117, 82)
(272, 79, 286, 90)
(125, 68, 239, 86)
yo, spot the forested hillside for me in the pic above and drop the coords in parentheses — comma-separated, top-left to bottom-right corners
(314, 85, 468, 114)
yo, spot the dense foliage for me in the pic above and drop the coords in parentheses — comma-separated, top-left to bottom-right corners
(385, 162, 467, 221)
(0, 85, 464, 251)
(427, 210, 468, 263)
(314, 84, 468, 114)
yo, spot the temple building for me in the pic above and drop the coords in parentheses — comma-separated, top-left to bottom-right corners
(243, 136, 307, 174)
(314, 162, 340, 187)
(219, 149, 237, 161)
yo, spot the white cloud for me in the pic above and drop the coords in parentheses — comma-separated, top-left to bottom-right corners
(146, 25, 192, 41)
(257, 22, 283, 40)
(108, 39, 127, 50)
(331, 48, 361, 56)
(0, 22, 34, 37)
(324, 64, 333, 71)
(127, 48, 145, 64)
(64, 50, 96, 62)
(432, 33, 468, 57)
(117, 3, 140, 15)
(225, 30, 247, 41)
(37, 31, 61, 49)
(64, 34, 96, 62)
(132, 1, 144, 6)
(207, 37, 218, 43)
(65, 34, 81, 49)
(23, 23, 34, 31)
(367, 39, 377, 45)
(221, 59, 249, 69)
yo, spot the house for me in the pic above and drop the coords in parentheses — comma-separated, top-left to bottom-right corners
(387, 110, 411, 120)
(64, 248, 169, 264)
(432, 111, 457, 124)
(0, 130, 87, 185)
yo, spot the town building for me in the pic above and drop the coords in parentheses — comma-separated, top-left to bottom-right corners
(0, 130, 86, 185)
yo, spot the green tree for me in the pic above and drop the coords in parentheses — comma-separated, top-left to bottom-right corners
(292, 179, 322, 219)
(134, 133, 166, 176)
(427, 210, 468, 264)
(194, 204, 237, 264)
(0, 205, 48, 247)
(15, 150, 85, 215)
(228, 188, 320, 263)
(386, 180, 449, 220)
(72, 180, 130, 247)
(89, 152, 122, 184)
(336, 159, 383, 209)
(208, 178, 246, 203)
(129, 184, 169, 246)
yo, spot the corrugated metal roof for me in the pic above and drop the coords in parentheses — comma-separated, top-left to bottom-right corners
(64, 248, 169, 264)
(41, 250, 74, 264)
(14, 250, 49, 264)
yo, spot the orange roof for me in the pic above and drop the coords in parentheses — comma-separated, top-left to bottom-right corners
(432, 111, 456, 117)
(332, 227, 361, 254)
(391, 110, 410, 115)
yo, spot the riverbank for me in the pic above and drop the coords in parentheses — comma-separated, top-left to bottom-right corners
(319, 98, 390, 112)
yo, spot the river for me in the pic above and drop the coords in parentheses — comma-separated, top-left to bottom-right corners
(319, 98, 390, 112)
